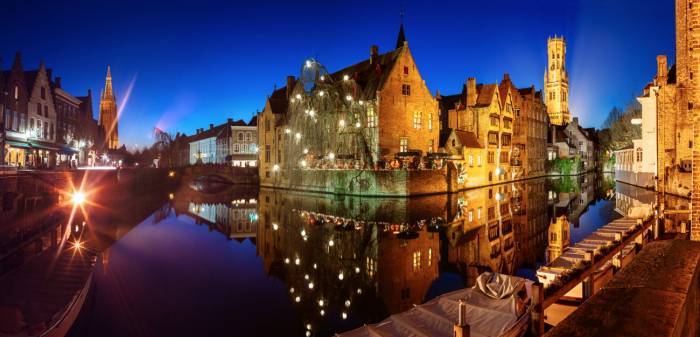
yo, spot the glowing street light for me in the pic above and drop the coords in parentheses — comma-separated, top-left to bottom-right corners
(71, 191, 86, 206)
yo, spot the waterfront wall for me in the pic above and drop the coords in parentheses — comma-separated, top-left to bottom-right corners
(615, 170, 655, 189)
(181, 165, 258, 184)
(545, 240, 700, 337)
(264, 167, 449, 196)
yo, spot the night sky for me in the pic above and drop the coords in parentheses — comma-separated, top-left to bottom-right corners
(0, 0, 675, 149)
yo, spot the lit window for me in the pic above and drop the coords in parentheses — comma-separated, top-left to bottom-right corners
(468, 154, 473, 166)
(477, 207, 482, 220)
(428, 113, 433, 130)
(367, 106, 377, 128)
(412, 251, 421, 270)
(468, 210, 473, 222)
(428, 248, 432, 266)
(400, 138, 408, 152)
(413, 111, 422, 129)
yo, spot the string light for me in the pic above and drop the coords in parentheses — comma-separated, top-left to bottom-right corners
(300, 160, 307, 167)
(345, 300, 351, 307)
(295, 133, 301, 140)
(318, 91, 324, 97)
(308, 282, 314, 289)
(295, 258, 300, 265)
(285, 258, 290, 264)
(342, 312, 348, 319)
(273, 223, 279, 231)
(338, 272, 344, 280)
(328, 239, 334, 247)
(355, 122, 361, 128)
(346, 95, 352, 101)
(343, 74, 349, 81)
(328, 152, 335, 160)
(295, 94, 302, 100)
(339, 119, 345, 127)
(303, 148, 309, 154)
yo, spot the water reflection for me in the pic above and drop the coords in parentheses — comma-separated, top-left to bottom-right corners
(75, 172, 682, 337)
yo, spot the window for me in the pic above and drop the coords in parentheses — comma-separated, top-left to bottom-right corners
(265, 145, 270, 163)
(490, 116, 499, 127)
(238, 133, 244, 141)
(500, 151, 508, 163)
(413, 111, 422, 129)
(428, 113, 433, 130)
(636, 148, 642, 162)
(400, 138, 408, 152)
(41, 87, 45, 99)
(402, 84, 411, 96)
(488, 151, 495, 163)
(452, 139, 456, 147)
(428, 248, 432, 266)
(37, 103, 41, 115)
(233, 144, 239, 153)
(13, 86, 19, 100)
(468, 154, 474, 167)
(489, 171, 493, 182)
(503, 118, 511, 129)
(488, 206, 495, 219)
(412, 251, 421, 270)
(403, 66, 409, 75)
(477, 207, 482, 220)
(501, 134, 511, 146)
(477, 155, 482, 166)
(428, 139, 433, 153)
(367, 106, 377, 128)
(241, 144, 248, 153)
(246, 132, 252, 141)
(468, 210, 474, 222)
(44, 105, 48, 117)
(265, 119, 271, 132)
(488, 132, 498, 145)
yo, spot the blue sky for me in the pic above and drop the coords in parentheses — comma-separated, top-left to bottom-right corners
(0, 0, 675, 149)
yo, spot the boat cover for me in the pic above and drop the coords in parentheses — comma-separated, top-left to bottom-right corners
(338, 273, 531, 337)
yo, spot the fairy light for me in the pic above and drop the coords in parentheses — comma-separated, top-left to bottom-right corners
(346, 95, 352, 101)
(343, 74, 349, 81)
(339, 119, 346, 127)
(308, 282, 314, 289)
(328, 152, 335, 160)
(328, 239, 334, 247)
(338, 272, 344, 280)
(273, 223, 279, 231)
(295, 258, 300, 265)
(300, 160, 307, 167)
(303, 148, 309, 154)
(295, 132, 301, 140)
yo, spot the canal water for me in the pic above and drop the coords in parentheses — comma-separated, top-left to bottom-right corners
(68, 173, 653, 337)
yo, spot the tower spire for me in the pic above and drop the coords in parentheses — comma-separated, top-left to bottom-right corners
(396, 8, 406, 49)
(103, 65, 113, 99)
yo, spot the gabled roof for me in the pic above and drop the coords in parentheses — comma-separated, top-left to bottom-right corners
(188, 124, 227, 143)
(438, 128, 481, 149)
(475, 84, 497, 107)
(248, 115, 258, 126)
(328, 47, 403, 100)
(438, 93, 462, 113)
(454, 130, 482, 148)
(268, 86, 289, 114)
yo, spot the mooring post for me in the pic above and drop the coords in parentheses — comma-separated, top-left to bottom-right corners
(530, 282, 544, 336)
(453, 299, 470, 337)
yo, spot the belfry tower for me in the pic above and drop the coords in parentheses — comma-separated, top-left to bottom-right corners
(544, 36, 570, 126)
(99, 66, 119, 149)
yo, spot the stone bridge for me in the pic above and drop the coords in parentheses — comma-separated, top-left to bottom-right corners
(179, 165, 259, 185)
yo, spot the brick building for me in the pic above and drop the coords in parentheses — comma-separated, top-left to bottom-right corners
(258, 24, 439, 185)
(674, 0, 700, 240)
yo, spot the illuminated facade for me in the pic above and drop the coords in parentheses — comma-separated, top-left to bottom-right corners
(99, 66, 119, 150)
(544, 36, 570, 126)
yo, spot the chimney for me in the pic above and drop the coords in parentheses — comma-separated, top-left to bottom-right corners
(656, 55, 668, 86)
(209, 123, 214, 130)
(466, 77, 477, 107)
(286, 75, 295, 99)
(55, 77, 62, 89)
(572, 117, 579, 126)
(227, 118, 233, 123)
(370, 45, 379, 64)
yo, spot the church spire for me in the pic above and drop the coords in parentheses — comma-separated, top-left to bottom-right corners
(395, 11, 406, 49)
(103, 65, 113, 99)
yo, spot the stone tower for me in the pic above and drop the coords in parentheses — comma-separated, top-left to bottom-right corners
(99, 66, 119, 149)
(676, 0, 700, 241)
(544, 36, 570, 126)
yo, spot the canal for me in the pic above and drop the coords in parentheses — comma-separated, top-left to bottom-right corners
(0, 170, 673, 337)
(58, 172, 664, 337)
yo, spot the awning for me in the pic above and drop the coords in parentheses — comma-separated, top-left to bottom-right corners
(6, 140, 31, 149)
(58, 146, 79, 155)
(29, 142, 60, 151)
